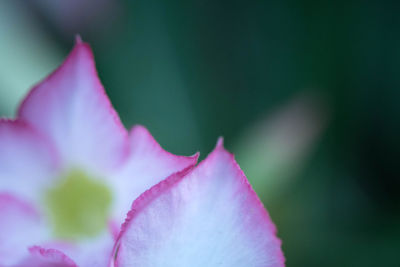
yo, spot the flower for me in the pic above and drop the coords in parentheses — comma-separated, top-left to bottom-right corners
(0, 37, 285, 267)
(0, 37, 198, 266)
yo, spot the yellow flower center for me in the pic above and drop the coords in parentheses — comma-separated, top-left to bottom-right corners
(45, 169, 112, 240)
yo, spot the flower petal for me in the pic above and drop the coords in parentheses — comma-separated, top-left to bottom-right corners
(18, 37, 128, 174)
(112, 139, 285, 267)
(0, 119, 58, 200)
(14, 246, 77, 267)
(50, 231, 114, 267)
(111, 125, 199, 224)
(0, 194, 47, 266)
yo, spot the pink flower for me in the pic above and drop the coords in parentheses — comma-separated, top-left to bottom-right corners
(0, 38, 284, 266)
(0, 37, 197, 266)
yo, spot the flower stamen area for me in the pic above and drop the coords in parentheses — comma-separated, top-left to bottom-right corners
(45, 169, 112, 240)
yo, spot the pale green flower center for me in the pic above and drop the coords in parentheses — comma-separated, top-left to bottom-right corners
(45, 169, 112, 240)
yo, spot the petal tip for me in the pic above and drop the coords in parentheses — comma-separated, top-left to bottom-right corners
(216, 136, 224, 148)
(129, 125, 199, 164)
(129, 124, 148, 134)
(191, 151, 200, 161)
(75, 34, 83, 44)
(212, 136, 234, 159)
(73, 35, 91, 53)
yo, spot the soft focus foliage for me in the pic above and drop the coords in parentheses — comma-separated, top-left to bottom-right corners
(1, 1, 399, 266)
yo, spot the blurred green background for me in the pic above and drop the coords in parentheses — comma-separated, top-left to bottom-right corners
(1, 1, 399, 266)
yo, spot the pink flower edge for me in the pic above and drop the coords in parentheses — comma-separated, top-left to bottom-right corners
(111, 138, 285, 266)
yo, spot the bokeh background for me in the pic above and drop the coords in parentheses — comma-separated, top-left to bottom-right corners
(1, 1, 399, 266)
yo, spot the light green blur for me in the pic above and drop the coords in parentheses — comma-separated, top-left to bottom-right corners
(45, 169, 112, 240)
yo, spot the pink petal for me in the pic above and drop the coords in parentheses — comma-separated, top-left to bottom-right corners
(14, 246, 77, 267)
(0, 194, 47, 266)
(111, 125, 199, 224)
(0, 119, 58, 200)
(111, 139, 285, 267)
(18, 37, 128, 174)
(50, 232, 114, 267)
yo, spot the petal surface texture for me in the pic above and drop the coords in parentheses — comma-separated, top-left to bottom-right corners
(113, 139, 285, 267)
(14, 246, 77, 267)
(18, 39, 127, 174)
(0, 120, 57, 200)
(112, 125, 199, 223)
(0, 194, 47, 266)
